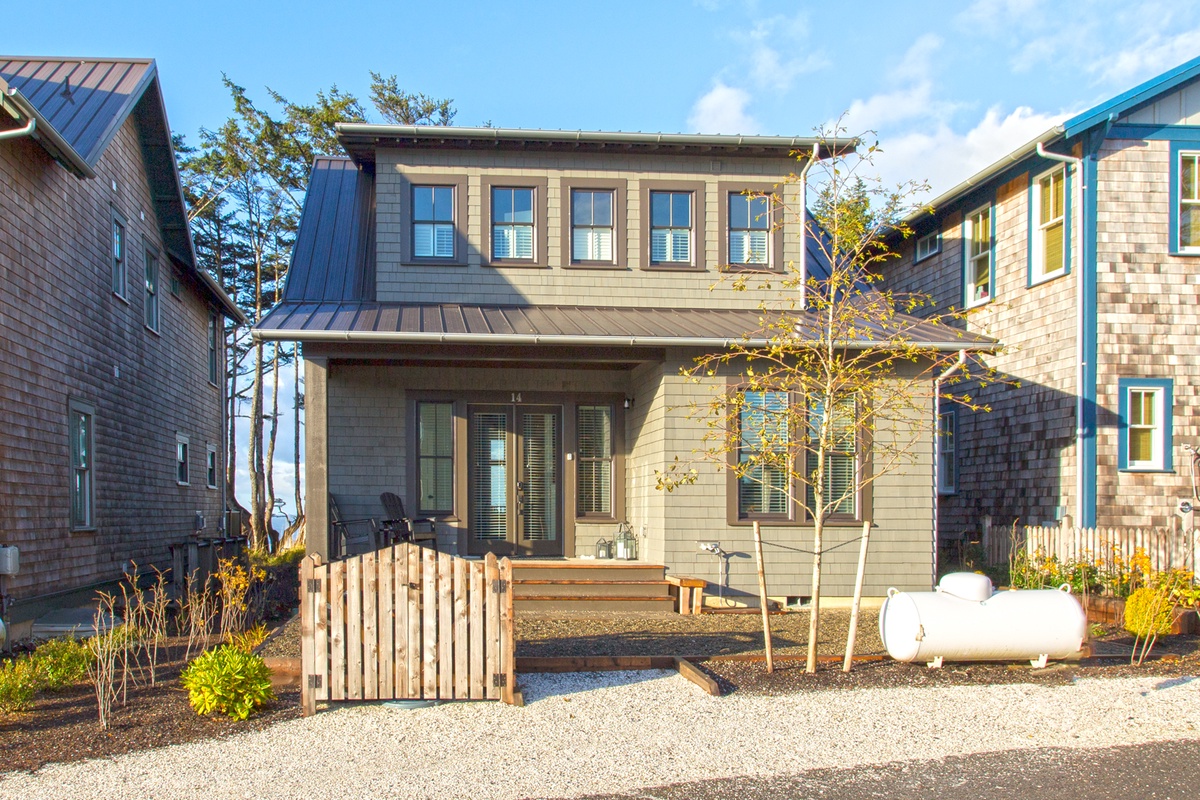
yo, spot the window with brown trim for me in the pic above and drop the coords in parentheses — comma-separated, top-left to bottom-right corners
(736, 391, 791, 520)
(563, 180, 625, 269)
(717, 183, 785, 271)
(805, 398, 858, 519)
(481, 175, 548, 267)
(577, 405, 613, 516)
(638, 180, 706, 270)
(418, 401, 455, 515)
(400, 174, 468, 266)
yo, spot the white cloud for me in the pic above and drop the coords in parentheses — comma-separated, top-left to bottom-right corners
(688, 83, 759, 134)
(955, 0, 1042, 29)
(892, 33, 942, 84)
(1091, 27, 1200, 86)
(733, 11, 826, 92)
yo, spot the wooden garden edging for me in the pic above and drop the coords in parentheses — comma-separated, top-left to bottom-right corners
(300, 544, 515, 715)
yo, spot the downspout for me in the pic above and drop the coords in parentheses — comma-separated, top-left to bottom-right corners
(0, 112, 35, 141)
(797, 143, 819, 308)
(1036, 142, 1085, 526)
(933, 349, 967, 584)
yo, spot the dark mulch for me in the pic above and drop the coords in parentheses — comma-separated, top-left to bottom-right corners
(0, 637, 301, 775)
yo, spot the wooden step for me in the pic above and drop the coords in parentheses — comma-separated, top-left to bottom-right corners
(512, 579, 672, 598)
(514, 595, 677, 613)
(510, 562, 665, 582)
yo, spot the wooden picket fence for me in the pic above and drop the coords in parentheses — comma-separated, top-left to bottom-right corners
(1023, 524, 1200, 576)
(299, 544, 515, 715)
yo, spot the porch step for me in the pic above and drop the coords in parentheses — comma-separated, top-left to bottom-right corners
(513, 579, 671, 598)
(510, 562, 665, 583)
(510, 560, 674, 613)
(516, 596, 678, 613)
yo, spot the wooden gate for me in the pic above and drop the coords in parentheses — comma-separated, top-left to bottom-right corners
(299, 544, 515, 715)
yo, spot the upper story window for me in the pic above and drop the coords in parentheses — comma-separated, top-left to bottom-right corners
(938, 409, 956, 494)
(728, 192, 770, 266)
(208, 314, 220, 386)
(914, 230, 940, 262)
(176, 433, 190, 486)
(69, 399, 95, 531)
(650, 190, 692, 265)
(737, 391, 790, 520)
(1031, 166, 1066, 283)
(1178, 151, 1200, 253)
(144, 247, 160, 332)
(492, 187, 535, 261)
(412, 185, 456, 259)
(206, 444, 219, 490)
(571, 189, 615, 264)
(111, 209, 127, 298)
(1118, 378, 1173, 472)
(964, 205, 993, 307)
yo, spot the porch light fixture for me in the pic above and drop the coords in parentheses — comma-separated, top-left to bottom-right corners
(623, 397, 633, 409)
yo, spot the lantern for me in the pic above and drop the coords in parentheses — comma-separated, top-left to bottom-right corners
(614, 522, 637, 560)
(595, 538, 612, 559)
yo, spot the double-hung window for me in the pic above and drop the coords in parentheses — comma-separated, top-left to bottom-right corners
(728, 192, 770, 266)
(144, 247, 159, 332)
(964, 206, 993, 306)
(1119, 379, 1173, 472)
(914, 231, 940, 262)
(571, 190, 614, 263)
(412, 185, 455, 259)
(1031, 167, 1066, 282)
(1179, 151, 1200, 252)
(208, 314, 220, 386)
(417, 401, 454, 515)
(577, 405, 613, 516)
(111, 211, 126, 298)
(176, 434, 190, 486)
(806, 399, 857, 518)
(206, 444, 219, 490)
(650, 191, 692, 265)
(69, 399, 95, 530)
(938, 410, 956, 494)
(737, 391, 790, 519)
(492, 187, 535, 261)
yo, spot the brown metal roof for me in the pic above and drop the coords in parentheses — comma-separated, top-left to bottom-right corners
(254, 301, 997, 351)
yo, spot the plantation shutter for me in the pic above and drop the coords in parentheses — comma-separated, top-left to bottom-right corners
(472, 412, 508, 540)
(577, 405, 612, 515)
(806, 399, 857, 516)
(418, 402, 454, 514)
(521, 412, 558, 541)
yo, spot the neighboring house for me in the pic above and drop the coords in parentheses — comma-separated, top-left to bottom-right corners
(256, 126, 986, 598)
(0, 57, 244, 630)
(883, 55, 1200, 543)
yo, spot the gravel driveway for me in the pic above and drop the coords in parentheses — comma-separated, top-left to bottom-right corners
(3, 671, 1198, 800)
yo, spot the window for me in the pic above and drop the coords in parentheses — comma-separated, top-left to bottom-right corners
(1118, 379, 1173, 472)
(737, 391, 790, 519)
(206, 444, 219, 489)
(964, 206, 993, 306)
(418, 402, 454, 514)
(208, 314, 220, 386)
(111, 209, 127, 298)
(176, 434, 190, 485)
(1178, 150, 1200, 253)
(144, 247, 159, 331)
(806, 399, 857, 518)
(492, 187, 535, 261)
(571, 189, 614, 264)
(727, 192, 770, 266)
(412, 185, 455, 259)
(650, 190, 693, 265)
(914, 231, 940, 262)
(938, 410, 956, 494)
(169, 269, 182, 298)
(69, 399, 95, 530)
(1031, 167, 1067, 282)
(577, 405, 613, 516)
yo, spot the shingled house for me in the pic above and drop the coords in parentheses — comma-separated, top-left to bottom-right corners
(883, 55, 1200, 541)
(0, 57, 244, 633)
(256, 126, 989, 600)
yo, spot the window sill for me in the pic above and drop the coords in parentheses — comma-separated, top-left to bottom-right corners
(641, 264, 705, 272)
(112, 292, 129, 305)
(403, 259, 468, 268)
(938, 489, 957, 496)
(1119, 466, 1175, 474)
(1029, 269, 1067, 288)
(913, 251, 940, 264)
(484, 260, 548, 269)
(966, 295, 992, 309)
(1170, 249, 1200, 257)
(563, 263, 627, 270)
(71, 526, 97, 534)
(206, 484, 218, 490)
(177, 481, 190, 487)
(723, 263, 782, 274)
(144, 325, 160, 337)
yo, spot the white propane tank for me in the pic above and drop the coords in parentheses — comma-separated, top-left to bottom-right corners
(879, 572, 1088, 665)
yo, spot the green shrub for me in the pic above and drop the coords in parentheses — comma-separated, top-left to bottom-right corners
(0, 658, 39, 714)
(249, 546, 306, 569)
(1124, 586, 1174, 638)
(181, 645, 275, 720)
(31, 637, 92, 691)
(227, 622, 269, 653)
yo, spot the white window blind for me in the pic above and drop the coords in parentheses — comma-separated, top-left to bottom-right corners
(650, 191, 692, 264)
(577, 405, 612, 515)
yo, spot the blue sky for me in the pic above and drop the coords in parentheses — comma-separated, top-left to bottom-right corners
(10, 0, 1200, 525)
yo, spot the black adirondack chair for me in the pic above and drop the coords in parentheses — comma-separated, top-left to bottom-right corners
(329, 493, 381, 557)
(379, 492, 437, 545)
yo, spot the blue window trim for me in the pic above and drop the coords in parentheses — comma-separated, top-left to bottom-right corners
(1027, 163, 1073, 287)
(962, 203, 996, 308)
(1117, 378, 1174, 472)
(1169, 141, 1200, 256)
(914, 230, 941, 263)
(938, 408, 957, 495)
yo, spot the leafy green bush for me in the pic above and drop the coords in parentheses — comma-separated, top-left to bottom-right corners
(31, 637, 92, 691)
(227, 622, 269, 653)
(0, 658, 39, 714)
(249, 546, 306, 569)
(181, 645, 275, 720)
(1124, 586, 1174, 638)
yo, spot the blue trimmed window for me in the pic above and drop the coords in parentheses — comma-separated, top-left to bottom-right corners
(1172, 143, 1200, 255)
(1028, 165, 1071, 285)
(963, 205, 994, 307)
(938, 409, 956, 495)
(1117, 378, 1173, 472)
(914, 230, 940, 263)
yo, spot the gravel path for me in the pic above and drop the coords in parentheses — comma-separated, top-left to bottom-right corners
(3, 671, 1198, 799)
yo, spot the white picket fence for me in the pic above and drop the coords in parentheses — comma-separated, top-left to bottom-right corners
(1022, 524, 1199, 576)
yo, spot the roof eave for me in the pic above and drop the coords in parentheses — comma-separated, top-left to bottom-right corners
(1063, 53, 1200, 138)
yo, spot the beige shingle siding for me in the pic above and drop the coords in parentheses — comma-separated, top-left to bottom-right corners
(0, 117, 225, 605)
(1095, 137, 1196, 527)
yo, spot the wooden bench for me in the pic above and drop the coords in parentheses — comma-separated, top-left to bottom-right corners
(665, 576, 707, 615)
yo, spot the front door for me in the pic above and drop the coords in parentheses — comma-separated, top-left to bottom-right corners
(467, 404, 563, 556)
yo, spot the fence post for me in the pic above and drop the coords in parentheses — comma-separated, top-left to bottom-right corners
(300, 555, 317, 717)
(500, 557, 515, 705)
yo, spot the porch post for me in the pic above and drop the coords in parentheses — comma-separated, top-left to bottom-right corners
(306, 357, 330, 560)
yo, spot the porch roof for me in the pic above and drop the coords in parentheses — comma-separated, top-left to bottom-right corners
(254, 300, 996, 352)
